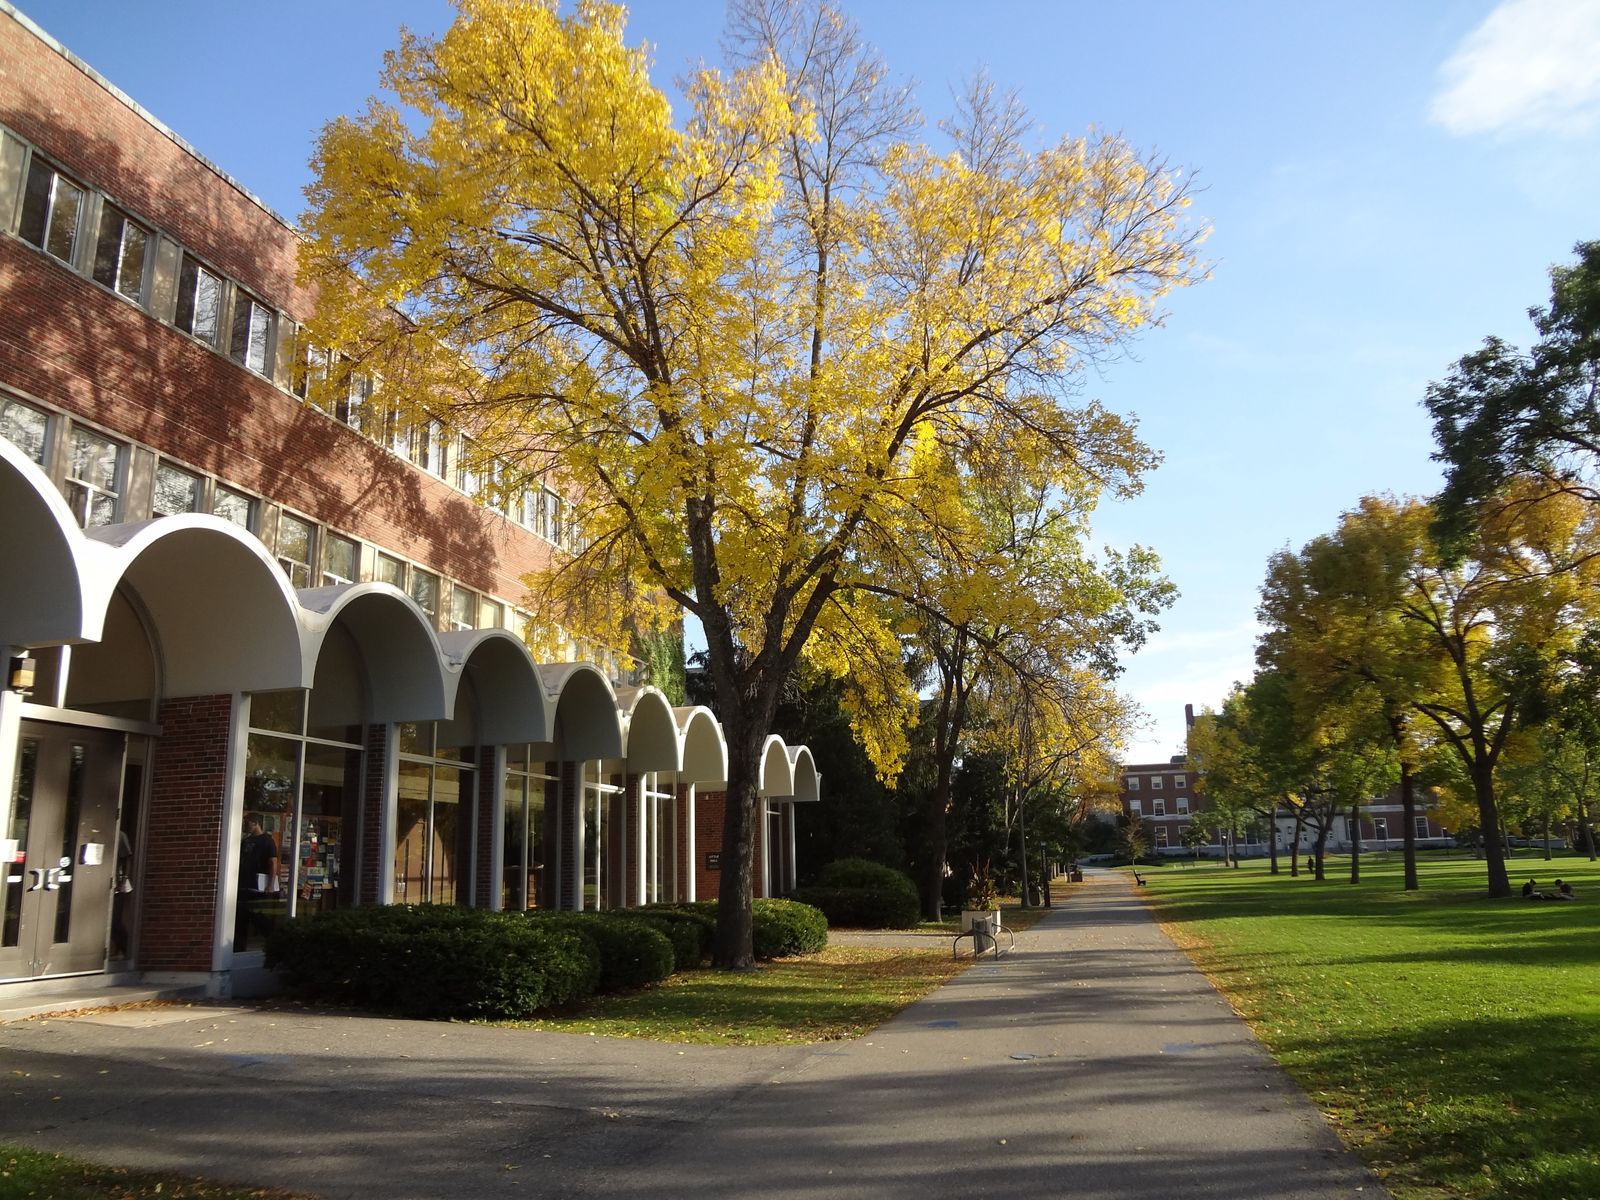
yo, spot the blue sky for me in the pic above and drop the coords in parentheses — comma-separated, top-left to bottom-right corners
(20, 0, 1600, 762)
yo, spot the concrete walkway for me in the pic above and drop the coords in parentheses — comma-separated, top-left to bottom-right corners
(0, 871, 1387, 1199)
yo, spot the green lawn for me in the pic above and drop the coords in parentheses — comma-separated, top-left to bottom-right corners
(0, 1144, 314, 1199)
(1138, 851, 1600, 1200)
(499, 944, 967, 1044)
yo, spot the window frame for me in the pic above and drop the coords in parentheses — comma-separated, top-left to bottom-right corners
(275, 510, 316, 589)
(90, 200, 151, 304)
(63, 423, 124, 528)
(18, 153, 87, 266)
(174, 254, 224, 348)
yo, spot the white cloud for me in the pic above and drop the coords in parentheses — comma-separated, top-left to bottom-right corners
(1431, 0, 1600, 136)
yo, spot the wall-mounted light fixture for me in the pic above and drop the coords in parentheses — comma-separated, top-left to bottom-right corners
(8, 655, 36, 693)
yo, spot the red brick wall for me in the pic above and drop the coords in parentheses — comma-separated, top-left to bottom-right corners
(0, 12, 561, 602)
(139, 693, 232, 971)
(694, 789, 725, 902)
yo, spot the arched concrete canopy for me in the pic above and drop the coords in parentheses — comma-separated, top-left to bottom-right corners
(758, 734, 796, 797)
(539, 662, 622, 761)
(787, 745, 821, 803)
(674, 706, 728, 786)
(96, 517, 304, 695)
(439, 628, 553, 745)
(617, 686, 681, 772)
(301, 584, 449, 723)
(0, 439, 95, 647)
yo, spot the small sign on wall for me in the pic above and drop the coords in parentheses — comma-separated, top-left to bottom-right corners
(706, 852, 721, 871)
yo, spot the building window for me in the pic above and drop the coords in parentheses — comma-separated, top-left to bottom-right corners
(1177, 797, 1189, 814)
(449, 585, 477, 632)
(1174, 774, 1187, 789)
(337, 371, 372, 433)
(410, 569, 440, 626)
(294, 341, 329, 405)
(229, 291, 273, 374)
(1154, 798, 1166, 816)
(174, 256, 223, 347)
(1151, 776, 1163, 789)
(213, 484, 255, 530)
(456, 436, 482, 497)
(65, 426, 122, 527)
(1127, 799, 1141, 817)
(1415, 816, 1429, 839)
(0, 396, 50, 465)
(276, 512, 315, 588)
(395, 712, 476, 907)
(18, 156, 86, 265)
(504, 745, 554, 911)
(1373, 817, 1389, 842)
(1126, 776, 1140, 791)
(1155, 826, 1169, 848)
(151, 461, 203, 516)
(375, 553, 406, 589)
(90, 202, 150, 302)
(322, 533, 358, 586)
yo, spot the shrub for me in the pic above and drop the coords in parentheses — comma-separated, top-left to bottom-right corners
(634, 907, 715, 969)
(526, 912, 676, 991)
(266, 905, 596, 1019)
(750, 898, 828, 957)
(802, 859, 919, 928)
(791, 884, 919, 929)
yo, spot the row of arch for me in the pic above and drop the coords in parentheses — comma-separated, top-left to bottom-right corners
(0, 437, 819, 802)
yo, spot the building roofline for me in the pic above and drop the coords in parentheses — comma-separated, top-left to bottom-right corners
(3, 2, 302, 239)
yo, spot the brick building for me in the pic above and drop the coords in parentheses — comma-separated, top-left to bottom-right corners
(1119, 706, 1449, 858)
(0, 4, 816, 1001)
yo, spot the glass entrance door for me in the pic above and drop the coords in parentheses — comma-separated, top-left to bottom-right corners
(1, 723, 126, 980)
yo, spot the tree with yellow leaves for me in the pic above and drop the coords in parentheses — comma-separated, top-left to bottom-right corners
(300, 0, 1205, 965)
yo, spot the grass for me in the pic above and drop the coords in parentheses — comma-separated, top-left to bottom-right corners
(0, 1144, 315, 1199)
(497, 944, 968, 1044)
(1136, 850, 1600, 1200)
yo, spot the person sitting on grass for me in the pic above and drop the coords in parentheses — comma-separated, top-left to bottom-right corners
(1523, 878, 1538, 899)
(1554, 879, 1575, 900)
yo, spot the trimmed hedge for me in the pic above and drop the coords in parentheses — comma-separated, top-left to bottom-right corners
(265, 905, 596, 1019)
(631, 908, 715, 969)
(653, 898, 828, 958)
(798, 859, 919, 928)
(526, 911, 676, 990)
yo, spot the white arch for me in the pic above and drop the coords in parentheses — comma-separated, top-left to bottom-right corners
(674, 706, 728, 786)
(758, 733, 797, 797)
(539, 662, 623, 761)
(439, 628, 554, 745)
(617, 686, 680, 772)
(301, 583, 449, 723)
(92, 516, 304, 695)
(0, 438, 98, 647)
(787, 744, 821, 803)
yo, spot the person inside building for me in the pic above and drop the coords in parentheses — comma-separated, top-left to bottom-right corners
(236, 815, 282, 950)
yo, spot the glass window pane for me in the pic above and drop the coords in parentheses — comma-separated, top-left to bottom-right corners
(192, 269, 221, 344)
(430, 767, 462, 905)
(277, 513, 313, 588)
(44, 176, 83, 262)
(0, 398, 49, 464)
(249, 690, 305, 735)
(394, 761, 431, 905)
(322, 534, 357, 585)
(212, 485, 254, 529)
(376, 554, 405, 588)
(18, 158, 50, 247)
(152, 462, 201, 516)
(410, 570, 439, 621)
(450, 586, 476, 631)
(480, 598, 503, 630)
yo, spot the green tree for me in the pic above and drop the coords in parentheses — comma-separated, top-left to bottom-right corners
(1427, 241, 1600, 551)
(300, 0, 1203, 966)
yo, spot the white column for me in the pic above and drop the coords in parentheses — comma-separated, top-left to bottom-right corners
(760, 797, 771, 898)
(0, 686, 22, 860)
(574, 761, 587, 911)
(216, 692, 250, 968)
(684, 783, 697, 902)
(786, 803, 797, 893)
(635, 773, 648, 907)
(378, 722, 398, 905)
(488, 744, 507, 911)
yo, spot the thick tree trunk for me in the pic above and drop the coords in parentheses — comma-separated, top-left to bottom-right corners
(1264, 807, 1280, 875)
(1581, 795, 1598, 861)
(1312, 823, 1329, 882)
(1472, 759, 1512, 898)
(1542, 812, 1553, 861)
(920, 764, 951, 922)
(1399, 761, 1419, 891)
(1349, 804, 1362, 884)
(1290, 808, 1304, 877)
(712, 721, 767, 969)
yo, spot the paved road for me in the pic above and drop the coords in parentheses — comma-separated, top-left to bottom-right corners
(0, 872, 1386, 1199)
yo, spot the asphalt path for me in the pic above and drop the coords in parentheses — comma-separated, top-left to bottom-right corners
(0, 871, 1387, 1199)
